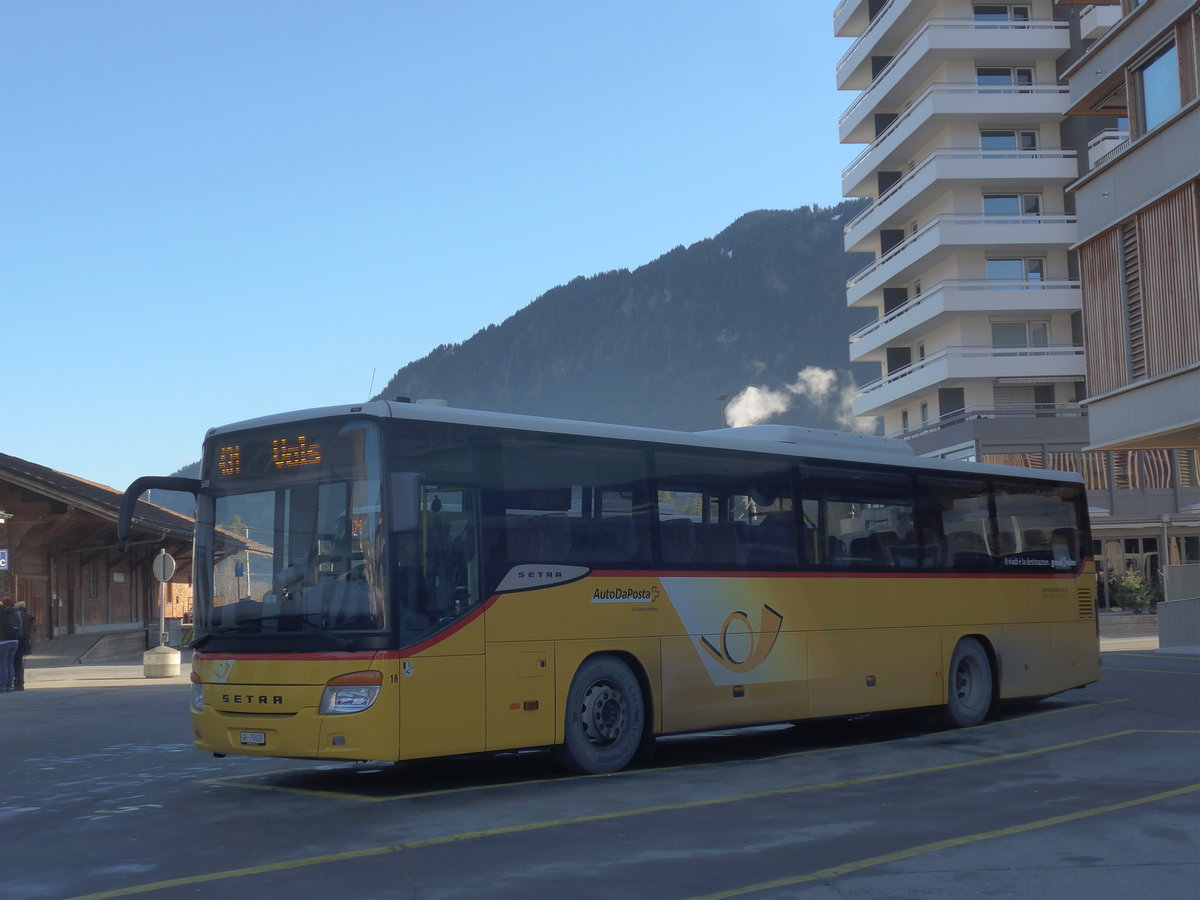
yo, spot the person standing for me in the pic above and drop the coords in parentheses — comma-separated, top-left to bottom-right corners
(11, 599, 33, 691)
(0, 598, 19, 692)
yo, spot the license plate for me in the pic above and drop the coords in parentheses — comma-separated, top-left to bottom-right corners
(240, 731, 267, 746)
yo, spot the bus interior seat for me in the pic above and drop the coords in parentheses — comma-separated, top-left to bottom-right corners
(660, 518, 697, 563)
(748, 514, 797, 564)
(325, 577, 373, 628)
(696, 522, 740, 565)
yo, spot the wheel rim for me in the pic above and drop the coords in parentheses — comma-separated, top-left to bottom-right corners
(580, 680, 627, 746)
(952, 656, 983, 708)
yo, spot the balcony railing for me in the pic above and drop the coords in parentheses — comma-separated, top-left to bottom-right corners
(857, 345, 1086, 397)
(839, 19, 1068, 125)
(846, 213, 1078, 290)
(1087, 129, 1132, 169)
(888, 403, 1088, 440)
(842, 83, 1070, 181)
(849, 278, 1082, 345)
(835, 0, 896, 69)
(843, 148, 1077, 234)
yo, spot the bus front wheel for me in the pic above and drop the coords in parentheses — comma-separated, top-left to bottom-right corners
(556, 654, 644, 774)
(937, 637, 993, 728)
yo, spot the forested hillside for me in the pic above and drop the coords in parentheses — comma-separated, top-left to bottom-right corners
(376, 200, 872, 432)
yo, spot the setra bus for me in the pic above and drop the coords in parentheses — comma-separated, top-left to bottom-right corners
(118, 400, 1099, 774)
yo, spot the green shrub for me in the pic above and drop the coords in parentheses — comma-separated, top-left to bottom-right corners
(1113, 569, 1153, 613)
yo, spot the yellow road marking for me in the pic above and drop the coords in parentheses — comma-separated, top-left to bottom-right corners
(68, 729, 1195, 899)
(686, 782, 1200, 899)
(200, 699, 1128, 803)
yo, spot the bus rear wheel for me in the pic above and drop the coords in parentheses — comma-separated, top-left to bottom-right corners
(936, 637, 993, 728)
(555, 654, 644, 774)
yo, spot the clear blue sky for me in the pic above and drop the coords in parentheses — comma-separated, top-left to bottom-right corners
(2, 1, 854, 491)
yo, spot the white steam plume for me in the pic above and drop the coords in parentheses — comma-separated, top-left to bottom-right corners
(724, 367, 880, 434)
(786, 366, 838, 404)
(723, 385, 793, 428)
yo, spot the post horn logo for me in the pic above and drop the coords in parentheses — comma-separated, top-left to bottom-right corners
(699, 604, 784, 673)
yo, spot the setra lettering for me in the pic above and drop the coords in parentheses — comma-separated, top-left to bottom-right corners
(221, 694, 284, 705)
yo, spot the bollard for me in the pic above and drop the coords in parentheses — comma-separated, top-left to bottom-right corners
(143, 644, 181, 678)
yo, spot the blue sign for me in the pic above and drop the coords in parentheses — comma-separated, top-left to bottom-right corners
(234, 562, 245, 578)
(0, 549, 7, 570)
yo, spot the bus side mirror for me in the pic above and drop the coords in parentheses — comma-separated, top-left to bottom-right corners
(390, 473, 421, 533)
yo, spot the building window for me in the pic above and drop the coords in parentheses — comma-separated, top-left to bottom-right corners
(980, 129, 1038, 153)
(977, 66, 1034, 90)
(1136, 41, 1180, 133)
(991, 321, 1049, 349)
(983, 193, 1042, 218)
(987, 257, 1045, 282)
(89, 560, 98, 598)
(920, 402, 929, 425)
(973, 5, 1031, 23)
(901, 409, 910, 430)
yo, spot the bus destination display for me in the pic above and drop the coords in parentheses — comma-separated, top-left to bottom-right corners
(214, 435, 323, 479)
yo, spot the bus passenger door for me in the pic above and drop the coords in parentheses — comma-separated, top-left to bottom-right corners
(399, 485, 487, 759)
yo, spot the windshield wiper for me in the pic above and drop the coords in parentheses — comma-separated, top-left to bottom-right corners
(191, 614, 353, 651)
(283, 613, 354, 650)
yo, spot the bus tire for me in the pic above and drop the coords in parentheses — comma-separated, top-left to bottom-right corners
(555, 654, 644, 774)
(936, 637, 993, 728)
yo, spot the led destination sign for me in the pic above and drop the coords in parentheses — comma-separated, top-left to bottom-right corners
(212, 433, 325, 480)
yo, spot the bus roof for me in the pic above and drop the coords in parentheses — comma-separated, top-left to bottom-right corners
(205, 400, 1085, 485)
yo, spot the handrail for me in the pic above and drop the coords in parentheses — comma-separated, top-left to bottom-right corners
(839, 19, 1067, 124)
(841, 83, 1070, 181)
(835, 0, 895, 70)
(843, 148, 1077, 234)
(858, 345, 1085, 396)
(887, 403, 1088, 439)
(849, 279, 1081, 343)
(846, 214, 1078, 289)
(1092, 136, 1132, 169)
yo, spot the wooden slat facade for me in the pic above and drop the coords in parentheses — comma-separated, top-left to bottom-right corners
(1080, 179, 1200, 398)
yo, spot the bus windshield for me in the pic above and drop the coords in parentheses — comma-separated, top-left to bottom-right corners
(192, 419, 390, 650)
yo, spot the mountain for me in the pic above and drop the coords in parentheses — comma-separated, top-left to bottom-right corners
(376, 200, 873, 433)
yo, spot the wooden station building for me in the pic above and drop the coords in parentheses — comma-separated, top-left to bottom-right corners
(0, 452, 198, 658)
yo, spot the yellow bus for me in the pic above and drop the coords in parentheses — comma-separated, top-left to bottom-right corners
(118, 401, 1099, 774)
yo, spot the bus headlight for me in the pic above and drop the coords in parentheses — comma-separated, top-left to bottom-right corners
(320, 671, 383, 715)
(190, 672, 205, 712)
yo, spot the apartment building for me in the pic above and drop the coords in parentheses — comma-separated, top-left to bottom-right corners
(1062, 0, 1200, 597)
(833, 0, 1200, 598)
(1063, 0, 1199, 452)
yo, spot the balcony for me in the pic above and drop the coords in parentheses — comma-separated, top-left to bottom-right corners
(890, 402, 1088, 442)
(846, 214, 1078, 306)
(839, 19, 1070, 142)
(1086, 129, 1130, 169)
(852, 345, 1087, 415)
(842, 84, 1071, 197)
(1080, 4, 1121, 41)
(834, 0, 939, 40)
(843, 148, 1079, 253)
(848, 279, 1082, 359)
(837, 4, 966, 89)
(1072, 103, 1200, 244)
